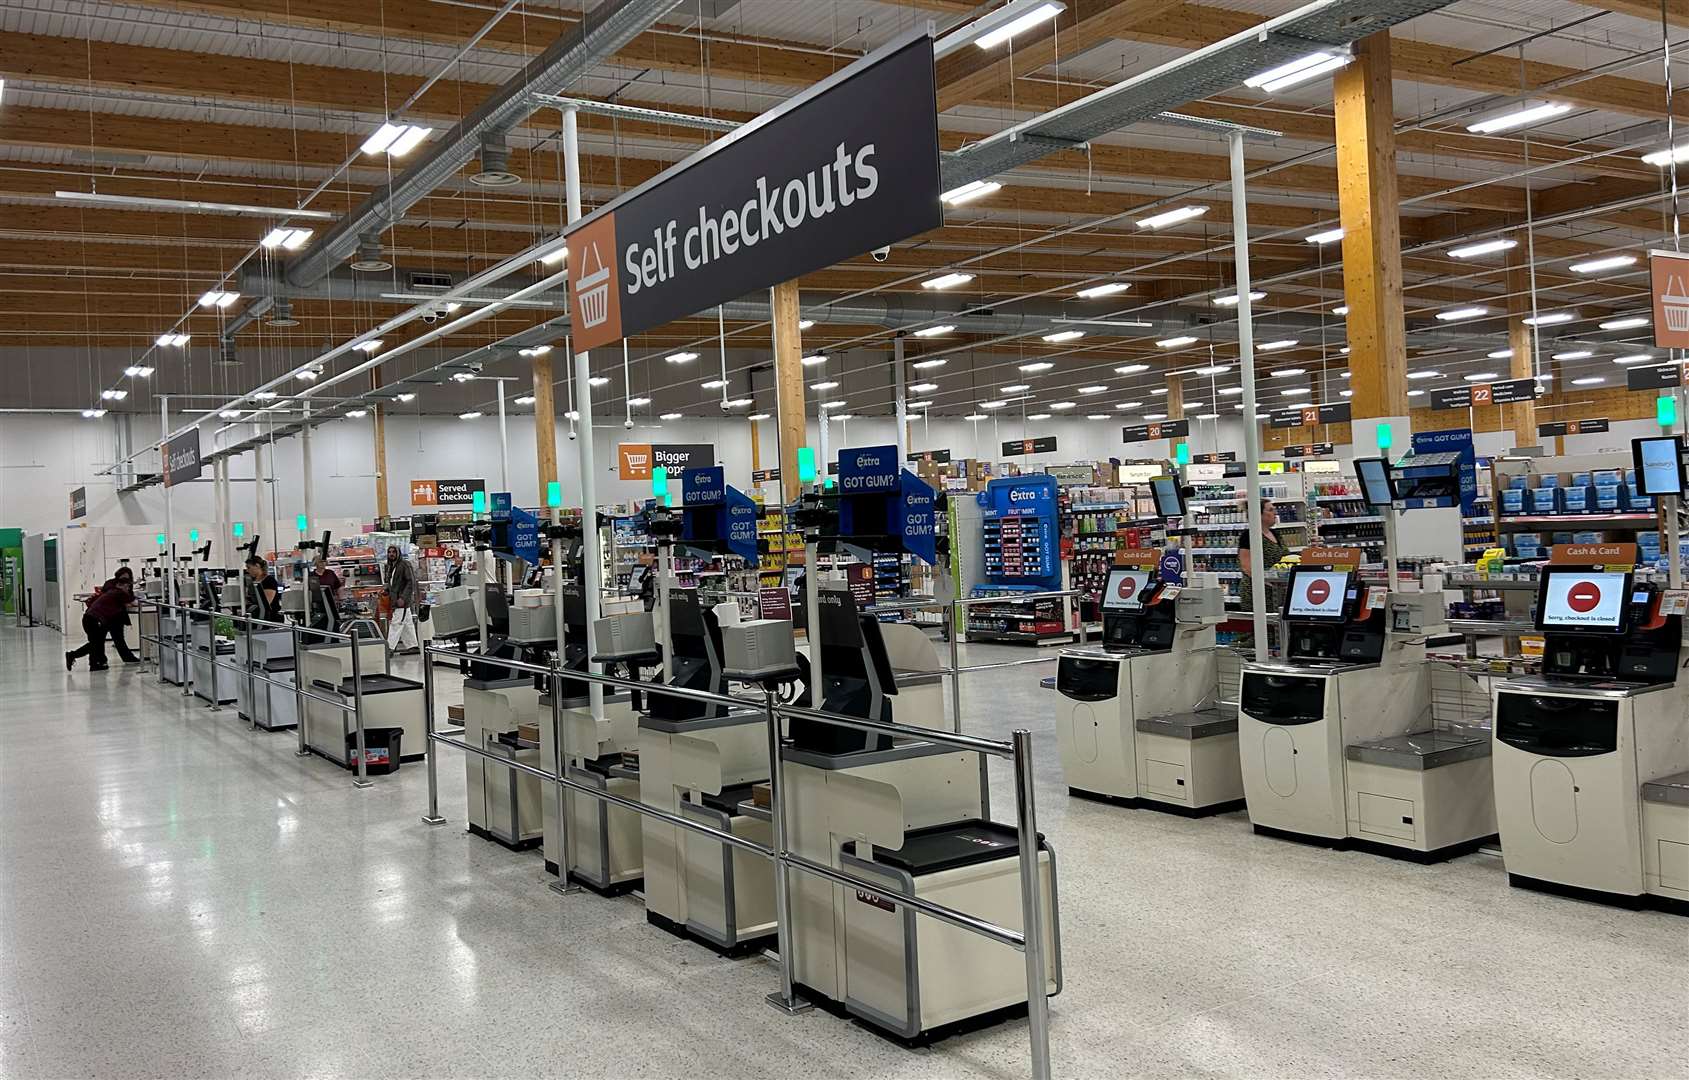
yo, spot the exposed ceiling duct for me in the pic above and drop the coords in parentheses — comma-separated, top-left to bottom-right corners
(280, 0, 687, 288)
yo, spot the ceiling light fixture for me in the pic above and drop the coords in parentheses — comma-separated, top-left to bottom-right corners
(1191, 364, 1231, 376)
(124, 365, 153, 378)
(701, 379, 728, 389)
(1643, 143, 1689, 167)
(1049, 402, 1076, 410)
(1466, 101, 1572, 134)
(798, 320, 814, 330)
(451, 372, 475, 383)
(1212, 291, 1266, 308)
(1447, 239, 1517, 259)
(1487, 348, 1514, 359)
(1406, 370, 1442, 380)
(1244, 51, 1353, 93)
(1137, 205, 1207, 230)
(810, 380, 840, 391)
(1524, 312, 1575, 326)
(911, 358, 947, 370)
(1332, 305, 1349, 316)
(513, 394, 535, 405)
(1026, 412, 1052, 421)
(588, 376, 610, 387)
(1114, 363, 1150, 375)
(1436, 307, 1489, 322)
(909, 382, 939, 393)
(517, 345, 552, 358)
(1078, 385, 1107, 394)
(964, 413, 988, 421)
(101, 389, 127, 400)
(979, 401, 1006, 410)
(1117, 401, 1143, 409)
(1271, 367, 1307, 377)
(1020, 361, 1054, 373)
(154, 333, 190, 347)
(82, 409, 106, 419)
(361, 122, 434, 157)
(218, 410, 240, 419)
(1568, 255, 1637, 274)
(260, 227, 313, 251)
(941, 180, 1002, 206)
(1144, 412, 1167, 420)
(906, 399, 933, 409)
(1551, 350, 1594, 361)
(625, 396, 651, 407)
(353, 340, 384, 354)
(724, 398, 753, 408)
(458, 411, 482, 420)
(1463, 371, 1499, 381)
(1077, 282, 1130, 299)
(1305, 228, 1344, 245)
(1001, 383, 1031, 393)
(346, 408, 369, 419)
(820, 400, 847, 410)
(197, 290, 240, 309)
(1614, 354, 1654, 365)
(396, 393, 416, 403)
(1571, 376, 1606, 386)
(661, 411, 683, 420)
(252, 391, 278, 401)
(1042, 330, 1084, 344)
(1280, 387, 1311, 397)
(1220, 386, 1245, 396)
(1258, 340, 1298, 352)
(913, 325, 955, 338)
(921, 272, 974, 290)
(1599, 315, 1650, 331)
(800, 354, 827, 366)
(1157, 336, 1198, 348)
(1087, 414, 1110, 420)
(747, 412, 771, 420)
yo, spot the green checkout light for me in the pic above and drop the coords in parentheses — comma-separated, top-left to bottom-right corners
(189, 529, 199, 543)
(471, 491, 487, 515)
(232, 522, 244, 538)
(1659, 394, 1678, 428)
(1174, 442, 1190, 466)
(156, 533, 166, 546)
(547, 481, 563, 508)
(1376, 423, 1393, 451)
(797, 447, 817, 484)
(652, 466, 669, 498)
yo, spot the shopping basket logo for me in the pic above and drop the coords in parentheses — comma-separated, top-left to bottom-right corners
(565, 213, 623, 351)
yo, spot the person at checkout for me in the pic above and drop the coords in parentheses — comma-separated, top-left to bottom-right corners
(245, 556, 283, 622)
(1236, 497, 1288, 612)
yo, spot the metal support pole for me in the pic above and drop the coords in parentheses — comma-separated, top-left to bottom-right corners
(302, 401, 315, 534)
(762, 686, 812, 1016)
(243, 614, 256, 729)
(805, 540, 823, 705)
(1013, 728, 1053, 1080)
(349, 624, 372, 788)
(1230, 129, 1268, 662)
(1384, 503, 1400, 591)
(294, 628, 311, 756)
(948, 599, 962, 733)
(893, 333, 908, 462)
(658, 542, 674, 682)
(547, 672, 581, 895)
(162, 396, 176, 626)
(422, 644, 445, 825)
(496, 379, 509, 492)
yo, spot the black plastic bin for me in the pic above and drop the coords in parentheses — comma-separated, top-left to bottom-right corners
(346, 727, 403, 774)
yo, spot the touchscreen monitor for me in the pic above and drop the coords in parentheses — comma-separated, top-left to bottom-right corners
(1102, 568, 1146, 611)
(1283, 568, 1351, 622)
(1151, 477, 1186, 519)
(1535, 569, 1631, 634)
(1632, 436, 1685, 497)
(1353, 457, 1395, 508)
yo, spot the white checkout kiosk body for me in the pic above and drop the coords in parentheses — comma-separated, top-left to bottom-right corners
(1493, 569, 1688, 906)
(785, 586, 1060, 1041)
(462, 673, 545, 850)
(1054, 566, 1234, 811)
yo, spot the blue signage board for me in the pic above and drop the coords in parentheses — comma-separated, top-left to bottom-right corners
(1410, 428, 1477, 513)
(511, 506, 541, 566)
(725, 486, 760, 562)
(978, 476, 1061, 591)
(683, 465, 725, 507)
(1158, 547, 1185, 587)
(490, 491, 513, 523)
(898, 469, 937, 565)
(837, 444, 899, 494)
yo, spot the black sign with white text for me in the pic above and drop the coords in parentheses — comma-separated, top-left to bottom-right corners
(907, 448, 952, 464)
(1282, 443, 1336, 459)
(1627, 363, 1689, 390)
(1121, 420, 1190, 442)
(1430, 378, 1538, 410)
(563, 33, 941, 352)
(1001, 436, 1058, 456)
(1538, 418, 1610, 437)
(163, 429, 202, 489)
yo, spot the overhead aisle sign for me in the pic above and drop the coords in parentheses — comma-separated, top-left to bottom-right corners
(563, 32, 942, 351)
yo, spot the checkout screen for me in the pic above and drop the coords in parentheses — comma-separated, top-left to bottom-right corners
(1102, 569, 1145, 611)
(1285, 571, 1348, 620)
(1540, 572, 1628, 631)
(1635, 437, 1685, 496)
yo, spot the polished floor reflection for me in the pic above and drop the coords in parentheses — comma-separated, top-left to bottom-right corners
(1, 622, 1684, 1078)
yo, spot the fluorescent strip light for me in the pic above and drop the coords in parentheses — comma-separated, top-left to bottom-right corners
(1568, 255, 1637, 274)
(1332, 305, 1349, 316)
(346, 409, 369, 419)
(353, 340, 384, 354)
(154, 333, 191, 347)
(538, 247, 568, 267)
(1643, 143, 1689, 167)
(1614, 354, 1654, 365)
(1151, 388, 1169, 395)
(1049, 402, 1076, 410)
(1488, 349, 1514, 359)
(1599, 316, 1649, 331)
(913, 325, 954, 337)
(1463, 372, 1499, 381)
(810, 381, 840, 391)
(1466, 102, 1572, 134)
(1001, 384, 1031, 393)
(296, 369, 320, 382)
(747, 412, 771, 421)
(1078, 385, 1107, 394)
(252, 391, 278, 401)
(1137, 205, 1207, 230)
(1191, 364, 1230, 376)
(361, 123, 406, 155)
(1220, 387, 1245, 396)
(1144, 412, 1167, 420)
(513, 394, 535, 405)
(1077, 282, 1130, 299)
(664, 351, 697, 363)
(661, 412, 683, 420)
(101, 389, 127, 400)
(1117, 401, 1143, 409)
(124, 365, 154, 378)
(1026, 413, 1051, 421)
(797, 320, 814, 330)
(906, 400, 933, 409)
(979, 401, 1006, 410)
(1087, 414, 1110, 420)
(1551, 350, 1593, 361)
(909, 382, 938, 393)
(1245, 52, 1351, 93)
(1524, 312, 1574, 326)
(1258, 340, 1298, 352)
(627, 396, 651, 406)
(1280, 388, 1310, 397)
(941, 180, 1002, 206)
(1157, 336, 1198, 348)
(1213, 291, 1266, 307)
(517, 345, 552, 357)
(588, 376, 610, 387)
(1115, 364, 1149, 375)
(921, 273, 974, 290)
(458, 411, 482, 420)
(1271, 367, 1307, 377)
(197, 290, 240, 308)
(1195, 412, 1220, 420)
(1436, 307, 1489, 322)
(396, 393, 416, 403)
(451, 372, 476, 383)
(1020, 362, 1054, 372)
(1447, 239, 1517, 259)
(911, 358, 947, 370)
(972, 1, 1066, 50)
(1339, 390, 1352, 398)
(1571, 376, 1605, 386)
(1305, 228, 1344, 245)
(1042, 330, 1084, 343)
(964, 413, 988, 421)
(387, 125, 433, 157)
(218, 410, 240, 419)
(801, 354, 827, 366)
(1407, 390, 1424, 398)
(261, 227, 313, 250)
(1406, 370, 1442, 380)
(724, 398, 753, 408)
(82, 409, 106, 419)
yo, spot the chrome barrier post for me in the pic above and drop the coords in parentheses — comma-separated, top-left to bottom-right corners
(949, 599, 963, 735)
(293, 626, 311, 757)
(422, 645, 445, 826)
(349, 624, 372, 789)
(546, 672, 581, 896)
(243, 611, 257, 729)
(1013, 729, 1052, 1080)
(181, 606, 195, 698)
(762, 686, 811, 1016)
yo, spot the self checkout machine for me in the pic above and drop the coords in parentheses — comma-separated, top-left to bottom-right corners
(299, 617, 416, 767)
(634, 470, 770, 945)
(1055, 477, 1235, 812)
(180, 542, 241, 705)
(780, 583, 1059, 1038)
(1491, 554, 1689, 905)
(1331, 456, 1498, 859)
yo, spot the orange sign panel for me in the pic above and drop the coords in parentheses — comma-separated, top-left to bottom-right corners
(1550, 543, 1638, 567)
(1651, 250, 1689, 350)
(565, 212, 623, 352)
(410, 479, 438, 506)
(618, 443, 653, 481)
(1299, 546, 1365, 569)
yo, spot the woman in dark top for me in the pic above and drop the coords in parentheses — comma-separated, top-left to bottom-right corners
(1237, 498, 1289, 612)
(66, 568, 138, 670)
(245, 557, 283, 622)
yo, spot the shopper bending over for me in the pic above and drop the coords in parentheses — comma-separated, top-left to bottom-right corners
(66, 567, 139, 670)
(1236, 497, 1288, 612)
(383, 544, 420, 653)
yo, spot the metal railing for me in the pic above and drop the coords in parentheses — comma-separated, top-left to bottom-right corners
(141, 600, 383, 788)
(420, 643, 1056, 1080)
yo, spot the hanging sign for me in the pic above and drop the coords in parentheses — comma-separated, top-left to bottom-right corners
(1045, 465, 1096, 486)
(898, 470, 937, 564)
(1002, 436, 1059, 456)
(1269, 403, 1351, 428)
(838, 444, 900, 494)
(725, 487, 760, 561)
(618, 443, 713, 480)
(1538, 418, 1610, 437)
(510, 507, 541, 566)
(1281, 443, 1335, 459)
(682, 465, 726, 506)
(163, 429, 202, 488)
(411, 478, 486, 507)
(1192, 451, 1236, 463)
(1412, 428, 1478, 514)
(69, 487, 87, 520)
(751, 468, 781, 484)
(562, 33, 941, 352)
(1429, 378, 1538, 410)
(906, 448, 952, 465)
(1121, 420, 1189, 442)
(1650, 249, 1689, 350)
(1626, 362, 1689, 391)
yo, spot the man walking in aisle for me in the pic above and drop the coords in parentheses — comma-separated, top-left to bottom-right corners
(383, 544, 420, 654)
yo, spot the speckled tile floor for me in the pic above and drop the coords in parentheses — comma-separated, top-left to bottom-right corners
(2, 622, 1685, 1079)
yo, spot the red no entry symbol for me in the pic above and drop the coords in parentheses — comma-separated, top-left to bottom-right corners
(1567, 581, 1602, 613)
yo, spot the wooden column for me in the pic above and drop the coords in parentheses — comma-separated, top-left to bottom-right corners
(1334, 32, 1408, 420)
(749, 415, 762, 472)
(370, 367, 390, 519)
(532, 351, 558, 497)
(1165, 374, 1185, 420)
(1505, 266, 1537, 448)
(771, 281, 806, 503)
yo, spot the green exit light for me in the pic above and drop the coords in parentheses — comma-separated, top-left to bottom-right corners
(1659, 394, 1678, 428)
(1376, 423, 1394, 451)
(652, 466, 669, 498)
(1174, 442, 1190, 466)
(232, 522, 245, 538)
(471, 490, 487, 515)
(156, 533, 166, 546)
(296, 514, 308, 531)
(796, 447, 817, 484)
(189, 529, 200, 543)
(546, 480, 563, 508)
